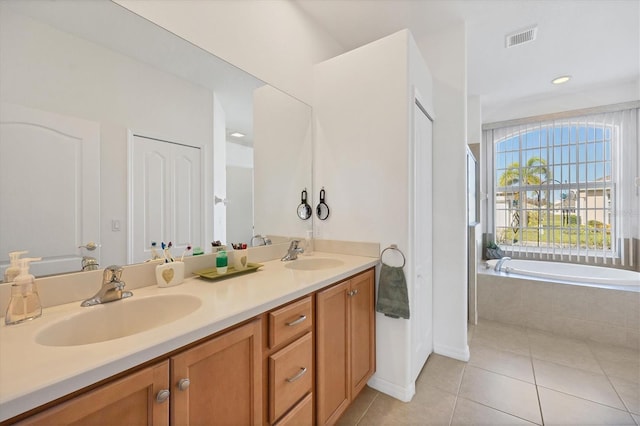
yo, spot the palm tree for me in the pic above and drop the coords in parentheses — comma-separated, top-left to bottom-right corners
(498, 156, 551, 240)
(499, 156, 550, 188)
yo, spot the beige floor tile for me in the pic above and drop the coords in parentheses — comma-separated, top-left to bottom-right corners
(416, 353, 466, 395)
(472, 321, 530, 356)
(469, 341, 535, 383)
(538, 387, 635, 425)
(609, 375, 640, 415)
(459, 366, 541, 424)
(599, 357, 640, 384)
(336, 386, 379, 426)
(358, 385, 456, 426)
(451, 397, 536, 425)
(528, 329, 603, 373)
(588, 340, 640, 364)
(532, 358, 625, 410)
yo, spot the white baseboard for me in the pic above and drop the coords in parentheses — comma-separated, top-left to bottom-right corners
(367, 374, 416, 402)
(434, 342, 470, 362)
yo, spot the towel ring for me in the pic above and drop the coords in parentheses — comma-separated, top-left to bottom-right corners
(380, 244, 406, 268)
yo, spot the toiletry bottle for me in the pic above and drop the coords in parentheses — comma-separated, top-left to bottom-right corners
(3, 250, 28, 282)
(216, 250, 228, 274)
(5, 257, 42, 325)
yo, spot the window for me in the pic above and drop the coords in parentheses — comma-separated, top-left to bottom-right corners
(484, 106, 638, 265)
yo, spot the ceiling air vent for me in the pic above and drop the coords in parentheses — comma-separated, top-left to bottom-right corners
(505, 26, 537, 48)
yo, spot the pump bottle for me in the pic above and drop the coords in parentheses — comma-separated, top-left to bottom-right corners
(4, 251, 28, 282)
(5, 257, 42, 325)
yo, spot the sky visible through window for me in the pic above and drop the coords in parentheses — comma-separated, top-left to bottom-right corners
(495, 124, 611, 187)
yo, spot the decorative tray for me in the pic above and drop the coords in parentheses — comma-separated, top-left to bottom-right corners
(194, 263, 263, 280)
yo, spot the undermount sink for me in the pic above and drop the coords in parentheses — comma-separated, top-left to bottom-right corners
(36, 294, 202, 347)
(284, 258, 344, 271)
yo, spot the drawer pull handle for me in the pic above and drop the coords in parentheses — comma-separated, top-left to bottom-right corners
(286, 367, 308, 383)
(177, 378, 191, 391)
(156, 389, 170, 403)
(286, 315, 307, 327)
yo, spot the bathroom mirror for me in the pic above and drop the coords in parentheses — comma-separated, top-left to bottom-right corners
(0, 0, 312, 278)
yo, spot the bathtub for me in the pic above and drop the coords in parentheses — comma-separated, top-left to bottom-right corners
(486, 258, 640, 289)
(478, 259, 640, 349)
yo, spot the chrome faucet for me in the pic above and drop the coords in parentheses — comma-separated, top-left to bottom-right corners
(79, 241, 100, 271)
(494, 257, 512, 272)
(81, 265, 133, 307)
(281, 240, 304, 261)
(81, 256, 99, 271)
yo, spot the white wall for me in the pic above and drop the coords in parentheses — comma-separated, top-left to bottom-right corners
(467, 95, 482, 144)
(418, 24, 470, 361)
(226, 141, 254, 244)
(314, 30, 434, 401)
(212, 95, 227, 244)
(253, 85, 313, 239)
(0, 8, 213, 268)
(114, 0, 344, 105)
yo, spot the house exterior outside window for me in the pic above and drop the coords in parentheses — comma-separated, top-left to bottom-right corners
(483, 106, 638, 266)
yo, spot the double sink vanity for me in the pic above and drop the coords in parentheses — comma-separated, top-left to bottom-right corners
(0, 250, 378, 425)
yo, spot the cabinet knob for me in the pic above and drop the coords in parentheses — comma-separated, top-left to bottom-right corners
(177, 378, 191, 391)
(285, 367, 308, 383)
(156, 389, 170, 403)
(348, 289, 359, 297)
(286, 315, 307, 327)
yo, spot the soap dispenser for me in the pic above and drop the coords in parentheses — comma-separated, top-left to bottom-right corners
(5, 257, 42, 325)
(4, 250, 28, 282)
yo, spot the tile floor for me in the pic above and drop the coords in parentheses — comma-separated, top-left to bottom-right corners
(338, 320, 640, 425)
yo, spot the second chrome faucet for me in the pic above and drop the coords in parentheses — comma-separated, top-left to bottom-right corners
(81, 265, 133, 307)
(281, 240, 304, 261)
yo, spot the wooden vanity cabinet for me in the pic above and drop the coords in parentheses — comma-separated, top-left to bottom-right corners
(17, 362, 170, 426)
(11, 267, 376, 426)
(263, 295, 314, 426)
(15, 319, 262, 426)
(170, 318, 263, 426)
(316, 268, 375, 426)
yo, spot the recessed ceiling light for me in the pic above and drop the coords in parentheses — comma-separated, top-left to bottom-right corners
(551, 75, 571, 85)
(230, 132, 245, 138)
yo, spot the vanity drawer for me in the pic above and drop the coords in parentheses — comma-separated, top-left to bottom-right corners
(269, 296, 312, 349)
(269, 332, 313, 422)
(273, 392, 313, 426)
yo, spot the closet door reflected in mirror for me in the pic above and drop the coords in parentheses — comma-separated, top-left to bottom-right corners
(129, 134, 205, 264)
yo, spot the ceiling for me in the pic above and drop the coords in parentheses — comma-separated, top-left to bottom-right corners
(296, 0, 640, 121)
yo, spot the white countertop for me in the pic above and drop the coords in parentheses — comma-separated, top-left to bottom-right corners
(0, 252, 378, 422)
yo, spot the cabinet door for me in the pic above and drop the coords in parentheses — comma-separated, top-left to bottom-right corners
(171, 319, 262, 426)
(18, 362, 169, 426)
(349, 269, 376, 397)
(316, 280, 350, 425)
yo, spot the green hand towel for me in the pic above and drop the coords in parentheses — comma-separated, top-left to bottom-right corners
(376, 264, 410, 319)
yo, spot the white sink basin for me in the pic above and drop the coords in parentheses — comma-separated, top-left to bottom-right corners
(284, 258, 344, 271)
(36, 294, 202, 347)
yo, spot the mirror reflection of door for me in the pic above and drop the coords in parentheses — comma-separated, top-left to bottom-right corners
(129, 134, 203, 264)
(0, 103, 100, 278)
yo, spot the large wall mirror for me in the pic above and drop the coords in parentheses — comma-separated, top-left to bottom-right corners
(0, 0, 312, 279)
